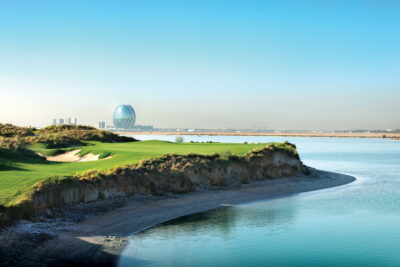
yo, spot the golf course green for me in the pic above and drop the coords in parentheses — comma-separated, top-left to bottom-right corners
(0, 140, 269, 207)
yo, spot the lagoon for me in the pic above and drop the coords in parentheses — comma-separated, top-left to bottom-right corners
(119, 136, 400, 266)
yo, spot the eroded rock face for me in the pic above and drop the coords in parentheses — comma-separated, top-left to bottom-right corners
(32, 151, 304, 211)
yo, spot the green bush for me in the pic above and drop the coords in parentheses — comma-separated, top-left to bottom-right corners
(220, 150, 233, 160)
(175, 136, 184, 143)
(1, 124, 138, 149)
(0, 123, 35, 137)
(99, 151, 111, 159)
(35, 125, 136, 147)
(0, 212, 11, 227)
(78, 150, 90, 157)
(0, 136, 43, 159)
(98, 191, 106, 200)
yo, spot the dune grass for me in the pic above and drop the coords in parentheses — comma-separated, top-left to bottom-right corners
(0, 140, 277, 207)
(27, 143, 79, 157)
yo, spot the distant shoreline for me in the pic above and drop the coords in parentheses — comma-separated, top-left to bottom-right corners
(115, 131, 400, 139)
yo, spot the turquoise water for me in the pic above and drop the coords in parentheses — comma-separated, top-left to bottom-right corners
(119, 137, 400, 266)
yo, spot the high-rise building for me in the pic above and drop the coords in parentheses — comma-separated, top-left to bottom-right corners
(74, 118, 77, 125)
(99, 121, 106, 129)
(59, 118, 64, 125)
(67, 118, 71, 125)
(53, 119, 57, 126)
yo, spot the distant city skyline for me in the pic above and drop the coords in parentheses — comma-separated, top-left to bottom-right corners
(1, 1, 399, 130)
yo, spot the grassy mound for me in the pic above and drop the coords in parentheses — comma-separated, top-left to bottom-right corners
(0, 140, 299, 208)
(0, 124, 137, 150)
(0, 124, 35, 138)
(31, 125, 136, 148)
(0, 141, 301, 227)
(75, 142, 299, 182)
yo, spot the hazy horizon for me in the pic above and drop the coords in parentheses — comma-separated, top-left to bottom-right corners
(1, 1, 399, 130)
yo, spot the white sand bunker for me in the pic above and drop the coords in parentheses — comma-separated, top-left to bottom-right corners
(46, 149, 111, 162)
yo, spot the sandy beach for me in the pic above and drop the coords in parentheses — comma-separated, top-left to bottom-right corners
(0, 169, 355, 266)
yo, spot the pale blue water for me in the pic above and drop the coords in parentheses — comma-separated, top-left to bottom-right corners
(119, 136, 400, 266)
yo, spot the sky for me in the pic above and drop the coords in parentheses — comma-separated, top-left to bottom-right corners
(0, 0, 399, 130)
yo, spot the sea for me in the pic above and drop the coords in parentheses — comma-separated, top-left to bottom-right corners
(119, 135, 400, 266)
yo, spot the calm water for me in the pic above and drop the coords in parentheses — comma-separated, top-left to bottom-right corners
(119, 136, 400, 266)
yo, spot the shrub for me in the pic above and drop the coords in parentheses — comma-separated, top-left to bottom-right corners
(80, 169, 99, 180)
(0, 123, 35, 137)
(1, 123, 138, 150)
(38, 135, 83, 148)
(99, 151, 111, 159)
(210, 152, 219, 158)
(36, 125, 136, 145)
(98, 191, 105, 200)
(113, 166, 123, 174)
(0, 212, 11, 227)
(0, 136, 43, 159)
(220, 150, 233, 160)
(175, 136, 184, 143)
(79, 150, 90, 157)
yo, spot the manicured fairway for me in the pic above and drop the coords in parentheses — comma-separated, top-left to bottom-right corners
(0, 140, 266, 206)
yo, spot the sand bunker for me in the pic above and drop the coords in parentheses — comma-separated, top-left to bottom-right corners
(46, 149, 81, 162)
(46, 149, 111, 162)
(78, 153, 99, 162)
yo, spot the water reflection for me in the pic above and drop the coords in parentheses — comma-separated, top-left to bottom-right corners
(142, 199, 297, 239)
(119, 198, 298, 267)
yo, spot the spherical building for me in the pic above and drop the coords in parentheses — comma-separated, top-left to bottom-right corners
(113, 104, 136, 129)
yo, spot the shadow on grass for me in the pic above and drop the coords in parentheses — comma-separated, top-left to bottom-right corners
(0, 163, 29, 171)
(0, 149, 63, 172)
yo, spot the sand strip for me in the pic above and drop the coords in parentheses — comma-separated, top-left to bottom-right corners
(77, 169, 354, 237)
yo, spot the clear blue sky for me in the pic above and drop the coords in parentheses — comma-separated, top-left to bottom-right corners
(0, 0, 399, 130)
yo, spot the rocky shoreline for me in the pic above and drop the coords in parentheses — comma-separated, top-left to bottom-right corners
(0, 169, 355, 267)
